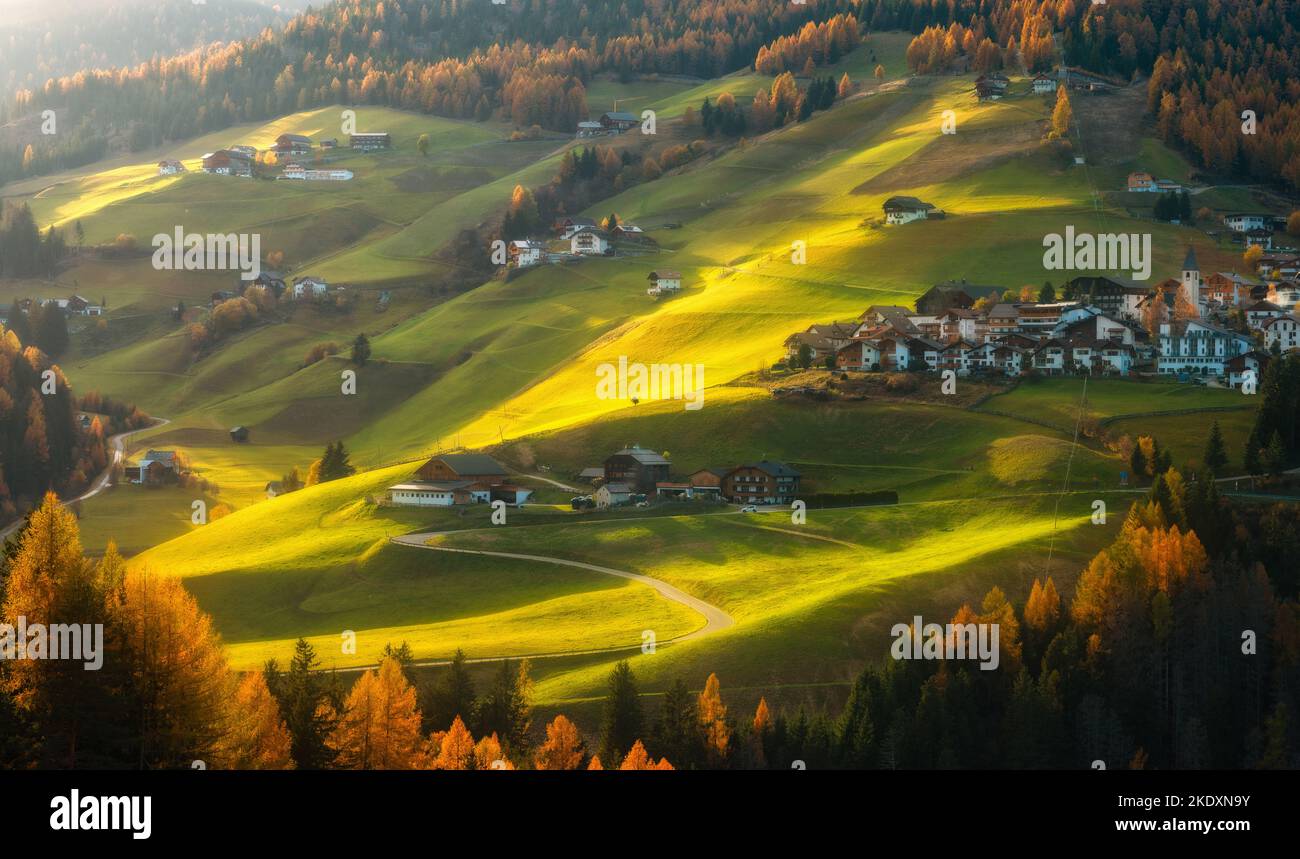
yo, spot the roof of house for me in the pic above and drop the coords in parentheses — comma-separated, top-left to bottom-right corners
(266, 481, 283, 492)
(141, 450, 176, 465)
(731, 461, 801, 478)
(609, 446, 670, 466)
(1262, 314, 1299, 327)
(578, 467, 605, 479)
(883, 195, 935, 212)
(648, 270, 682, 280)
(390, 480, 474, 492)
(602, 111, 639, 122)
(436, 453, 508, 475)
(1248, 300, 1282, 311)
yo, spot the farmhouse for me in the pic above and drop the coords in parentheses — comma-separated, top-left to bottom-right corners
(722, 462, 801, 505)
(595, 482, 634, 509)
(509, 240, 546, 268)
(229, 426, 250, 443)
(613, 224, 645, 240)
(1223, 212, 1270, 233)
(388, 481, 482, 507)
(604, 446, 670, 493)
(274, 133, 313, 155)
(571, 227, 611, 255)
(1126, 172, 1155, 192)
(600, 111, 640, 132)
(554, 216, 597, 237)
(135, 450, 179, 486)
(646, 270, 682, 296)
(576, 121, 606, 138)
(158, 160, 185, 176)
(265, 481, 283, 499)
(351, 132, 391, 150)
(65, 295, 103, 316)
(1032, 73, 1057, 94)
(201, 150, 253, 177)
(230, 145, 258, 158)
(388, 453, 521, 508)
(883, 196, 936, 225)
(1263, 315, 1300, 352)
(245, 271, 287, 298)
(292, 276, 330, 298)
(415, 453, 509, 484)
(688, 468, 726, 499)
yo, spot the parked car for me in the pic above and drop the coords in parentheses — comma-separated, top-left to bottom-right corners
(739, 505, 758, 513)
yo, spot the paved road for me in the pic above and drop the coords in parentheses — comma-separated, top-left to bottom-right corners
(0, 417, 170, 542)
(328, 530, 738, 675)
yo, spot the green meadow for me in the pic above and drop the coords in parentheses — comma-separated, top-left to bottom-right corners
(9, 41, 1264, 713)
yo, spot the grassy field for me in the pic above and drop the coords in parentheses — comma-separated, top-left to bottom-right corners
(492, 385, 1123, 500)
(431, 492, 1124, 709)
(15, 45, 1269, 721)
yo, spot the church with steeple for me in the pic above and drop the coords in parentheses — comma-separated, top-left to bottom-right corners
(1180, 245, 1201, 316)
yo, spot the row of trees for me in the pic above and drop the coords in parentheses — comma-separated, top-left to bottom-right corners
(753, 14, 862, 75)
(5, 463, 1298, 769)
(0, 203, 70, 280)
(896, 0, 1300, 193)
(0, 324, 106, 521)
(1244, 353, 1300, 477)
(698, 71, 848, 140)
(767, 486, 1299, 769)
(4, 0, 879, 184)
(500, 143, 680, 242)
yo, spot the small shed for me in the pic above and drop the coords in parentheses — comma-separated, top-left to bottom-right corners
(230, 426, 250, 443)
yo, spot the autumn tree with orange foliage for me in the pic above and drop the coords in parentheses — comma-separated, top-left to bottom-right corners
(426, 715, 476, 770)
(619, 740, 673, 770)
(698, 673, 731, 765)
(327, 657, 424, 769)
(217, 673, 295, 769)
(535, 715, 585, 770)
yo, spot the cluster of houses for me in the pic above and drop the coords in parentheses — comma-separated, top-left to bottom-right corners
(209, 272, 340, 307)
(576, 111, 641, 139)
(178, 132, 390, 179)
(507, 217, 653, 269)
(1221, 211, 1291, 251)
(1126, 172, 1183, 194)
(15, 295, 104, 317)
(785, 247, 1300, 386)
(279, 163, 354, 182)
(578, 446, 802, 508)
(385, 453, 533, 508)
(976, 67, 1119, 102)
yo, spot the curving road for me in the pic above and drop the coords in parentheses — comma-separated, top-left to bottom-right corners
(0, 417, 170, 542)
(355, 530, 736, 675)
